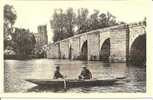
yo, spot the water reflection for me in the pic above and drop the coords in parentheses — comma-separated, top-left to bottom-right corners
(4, 59, 146, 93)
(27, 85, 67, 93)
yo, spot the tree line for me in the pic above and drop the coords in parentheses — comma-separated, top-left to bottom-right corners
(3, 5, 123, 59)
(4, 4, 36, 59)
(50, 8, 123, 42)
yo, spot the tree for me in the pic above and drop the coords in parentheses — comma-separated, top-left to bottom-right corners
(50, 9, 66, 42)
(76, 8, 89, 33)
(4, 4, 17, 49)
(105, 12, 118, 26)
(50, 8, 119, 42)
(4, 4, 17, 25)
(12, 28, 36, 56)
(51, 8, 76, 42)
(89, 9, 100, 30)
(4, 4, 36, 59)
(64, 8, 76, 37)
(99, 13, 108, 28)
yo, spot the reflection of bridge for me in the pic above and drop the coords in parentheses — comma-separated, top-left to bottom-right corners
(46, 21, 146, 63)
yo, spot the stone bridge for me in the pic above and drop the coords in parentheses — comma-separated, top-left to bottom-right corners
(45, 21, 146, 63)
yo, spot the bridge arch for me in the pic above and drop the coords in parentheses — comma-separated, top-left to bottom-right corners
(129, 34, 146, 66)
(69, 45, 72, 59)
(80, 35, 87, 51)
(99, 38, 110, 62)
(80, 40, 88, 60)
(68, 39, 72, 60)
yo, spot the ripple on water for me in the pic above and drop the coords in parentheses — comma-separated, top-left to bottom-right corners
(4, 59, 146, 93)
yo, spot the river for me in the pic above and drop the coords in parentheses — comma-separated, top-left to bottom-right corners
(4, 59, 146, 93)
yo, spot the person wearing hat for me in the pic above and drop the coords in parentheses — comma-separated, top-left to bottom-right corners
(53, 66, 64, 79)
(78, 66, 92, 80)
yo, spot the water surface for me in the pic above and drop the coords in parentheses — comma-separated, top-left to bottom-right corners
(4, 59, 146, 93)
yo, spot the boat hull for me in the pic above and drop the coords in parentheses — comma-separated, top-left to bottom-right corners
(25, 79, 118, 88)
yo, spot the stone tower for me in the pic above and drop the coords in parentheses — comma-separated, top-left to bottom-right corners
(37, 25, 48, 45)
(34, 25, 48, 49)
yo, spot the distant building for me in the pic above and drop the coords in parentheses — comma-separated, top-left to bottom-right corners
(34, 25, 48, 49)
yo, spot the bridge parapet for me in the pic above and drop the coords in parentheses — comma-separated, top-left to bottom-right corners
(128, 21, 146, 28)
(47, 21, 145, 47)
(46, 20, 146, 63)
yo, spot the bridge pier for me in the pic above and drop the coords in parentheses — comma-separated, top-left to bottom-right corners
(88, 31, 100, 61)
(109, 25, 129, 62)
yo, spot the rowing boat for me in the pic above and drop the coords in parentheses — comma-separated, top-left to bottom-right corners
(25, 78, 118, 88)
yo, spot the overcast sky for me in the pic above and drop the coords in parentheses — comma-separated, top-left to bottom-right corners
(6, 0, 150, 43)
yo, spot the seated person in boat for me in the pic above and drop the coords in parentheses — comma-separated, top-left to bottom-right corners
(53, 66, 64, 79)
(78, 66, 92, 80)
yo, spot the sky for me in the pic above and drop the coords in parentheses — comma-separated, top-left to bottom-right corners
(5, 0, 150, 43)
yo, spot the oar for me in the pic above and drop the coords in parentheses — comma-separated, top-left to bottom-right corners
(63, 76, 67, 90)
(63, 79, 67, 89)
